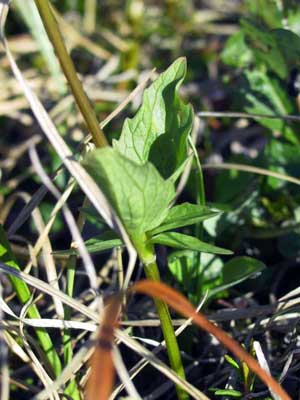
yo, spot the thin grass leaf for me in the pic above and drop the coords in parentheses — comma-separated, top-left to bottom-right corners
(0, 225, 62, 376)
(13, 0, 65, 93)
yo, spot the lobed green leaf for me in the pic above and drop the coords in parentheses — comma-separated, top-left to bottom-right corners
(114, 57, 193, 178)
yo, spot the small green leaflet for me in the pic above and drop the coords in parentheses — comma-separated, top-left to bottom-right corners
(238, 19, 300, 79)
(210, 388, 242, 398)
(54, 232, 122, 256)
(114, 57, 193, 178)
(221, 31, 253, 68)
(241, 19, 287, 79)
(149, 231, 232, 255)
(83, 147, 175, 236)
(224, 354, 240, 370)
(149, 202, 220, 236)
(242, 70, 297, 143)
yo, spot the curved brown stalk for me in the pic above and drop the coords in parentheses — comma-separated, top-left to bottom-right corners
(86, 296, 121, 400)
(87, 281, 290, 400)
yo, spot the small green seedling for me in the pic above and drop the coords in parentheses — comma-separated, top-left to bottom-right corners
(82, 58, 264, 400)
(210, 342, 257, 398)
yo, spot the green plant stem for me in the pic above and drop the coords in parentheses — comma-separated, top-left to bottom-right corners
(189, 137, 206, 301)
(134, 237, 189, 400)
(62, 253, 81, 400)
(34, 0, 108, 148)
(62, 198, 89, 400)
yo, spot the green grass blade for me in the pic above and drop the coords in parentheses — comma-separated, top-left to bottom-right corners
(13, 0, 66, 94)
(0, 224, 62, 377)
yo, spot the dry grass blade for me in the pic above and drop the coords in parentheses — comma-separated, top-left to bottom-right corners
(53, 6, 112, 60)
(0, 1, 137, 293)
(0, 261, 99, 322)
(112, 346, 142, 400)
(23, 179, 76, 273)
(34, 341, 94, 400)
(0, 1, 119, 234)
(84, 288, 210, 400)
(253, 341, 280, 400)
(131, 280, 291, 400)
(115, 329, 210, 400)
(279, 287, 300, 302)
(7, 66, 155, 240)
(198, 110, 300, 123)
(0, 295, 96, 332)
(202, 163, 300, 186)
(7, 185, 48, 236)
(0, 190, 64, 318)
(18, 302, 59, 400)
(88, 291, 209, 399)
(29, 144, 98, 291)
(111, 294, 208, 398)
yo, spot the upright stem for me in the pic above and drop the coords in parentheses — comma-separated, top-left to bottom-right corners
(189, 136, 206, 302)
(34, 0, 108, 148)
(134, 238, 189, 400)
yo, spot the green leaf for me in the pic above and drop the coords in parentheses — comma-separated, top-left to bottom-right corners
(241, 20, 300, 79)
(167, 251, 224, 298)
(241, 19, 287, 79)
(271, 29, 300, 68)
(53, 232, 123, 256)
(79, 205, 107, 230)
(114, 57, 194, 178)
(83, 147, 175, 236)
(224, 354, 240, 370)
(223, 256, 265, 285)
(149, 232, 233, 255)
(262, 138, 300, 189)
(149, 203, 220, 236)
(287, 8, 300, 36)
(14, 0, 66, 93)
(168, 250, 196, 286)
(209, 256, 266, 297)
(242, 70, 297, 143)
(245, 0, 283, 28)
(221, 31, 253, 68)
